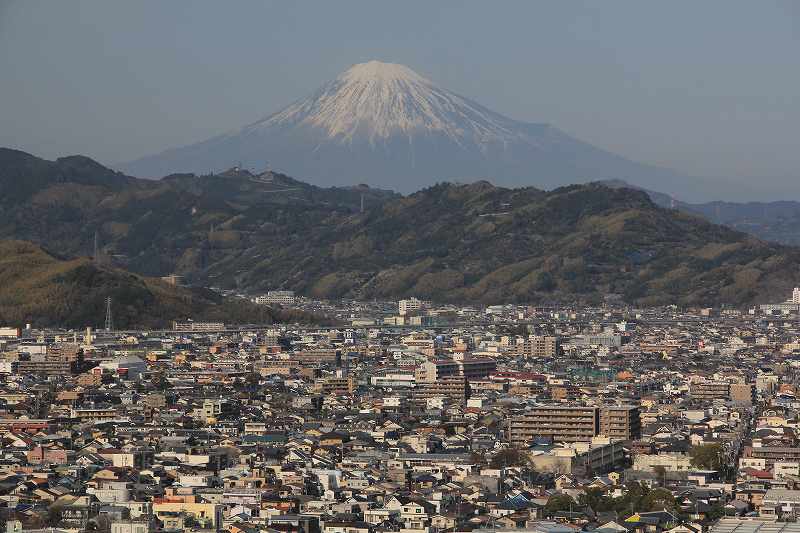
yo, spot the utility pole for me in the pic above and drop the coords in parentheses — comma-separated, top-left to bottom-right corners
(104, 297, 113, 332)
(93, 230, 100, 264)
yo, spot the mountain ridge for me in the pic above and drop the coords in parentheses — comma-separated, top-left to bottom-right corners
(5, 148, 800, 307)
(601, 179, 800, 246)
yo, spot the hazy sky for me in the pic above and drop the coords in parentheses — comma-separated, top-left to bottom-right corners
(1, 1, 799, 199)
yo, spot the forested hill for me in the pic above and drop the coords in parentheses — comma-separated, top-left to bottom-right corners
(0, 240, 311, 329)
(2, 148, 800, 307)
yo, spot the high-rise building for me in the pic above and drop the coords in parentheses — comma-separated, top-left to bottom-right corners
(792, 287, 800, 304)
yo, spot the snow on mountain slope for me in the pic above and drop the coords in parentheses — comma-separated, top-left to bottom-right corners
(121, 60, 692, 195)
(249, 60, 522, 145)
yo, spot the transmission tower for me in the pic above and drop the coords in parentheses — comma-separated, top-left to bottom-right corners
(104, 297, 114, 331)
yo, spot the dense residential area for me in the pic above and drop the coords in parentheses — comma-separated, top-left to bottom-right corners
(4, 292, 800, 533)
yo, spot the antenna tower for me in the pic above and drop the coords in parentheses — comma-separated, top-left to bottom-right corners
(104, 297, 113, 331)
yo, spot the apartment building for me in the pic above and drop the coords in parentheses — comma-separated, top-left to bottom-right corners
(528, 437, 626, 476)
(173, 321, 225, 332)
(599, 405, 642, 441)
(744, 446, 800, 467)
(416, 358, 496, 383)
(399, 297, 423, 316)
(519, 336, 560, 358)
(457, 358, 497, 380)
(415, 360, 460, 383)
(730, 383, 756, 405)
(254, 290, 295, 306)
(690, 380, 731, 401)
(314, 375, 356, 396)
(509, 405, 600, 445)
(415, 376, 470, 404)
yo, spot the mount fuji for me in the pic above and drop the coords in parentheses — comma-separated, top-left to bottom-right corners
(121, 60, 694, 195)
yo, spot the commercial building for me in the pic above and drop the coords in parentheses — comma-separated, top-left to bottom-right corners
(416, 357, 496, 383)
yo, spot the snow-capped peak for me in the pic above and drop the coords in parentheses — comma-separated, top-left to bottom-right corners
(245, 60, 523, 145)
(337, 60, 431, 86)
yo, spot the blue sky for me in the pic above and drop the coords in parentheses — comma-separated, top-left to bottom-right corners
(1, 1, 798, 198)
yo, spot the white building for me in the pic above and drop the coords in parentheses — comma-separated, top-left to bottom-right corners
(99, 355, 147, 380)
(254, 290, 295, 306)
(399, 297, 423, 316)
(793, 287, 800, 304)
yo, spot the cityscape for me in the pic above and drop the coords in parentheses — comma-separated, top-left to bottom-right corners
(4, 288, 800, 533)
(2, 4, 800, 533)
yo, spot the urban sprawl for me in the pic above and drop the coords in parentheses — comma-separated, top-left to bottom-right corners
(8, 290, 800, 533)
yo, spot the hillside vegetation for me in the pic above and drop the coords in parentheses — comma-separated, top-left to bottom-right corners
(2, 148, 800, 307)
(0, 240, 300, 329)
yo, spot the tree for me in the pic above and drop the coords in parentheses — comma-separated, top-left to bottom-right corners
(653, 465, 667, 486)
(579, 487, 615, 512)
(469, 451, 487, 465)
(641, 488, 677, 512)
(46, 504, 63, 527)
(689, 443, 725, 470)
(150, 371, 171, 391)
(245, 372, 261, 388)
(546, 494, 576, 515)
(706, 502, 726, 521)
(490, 448, 530, 469)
